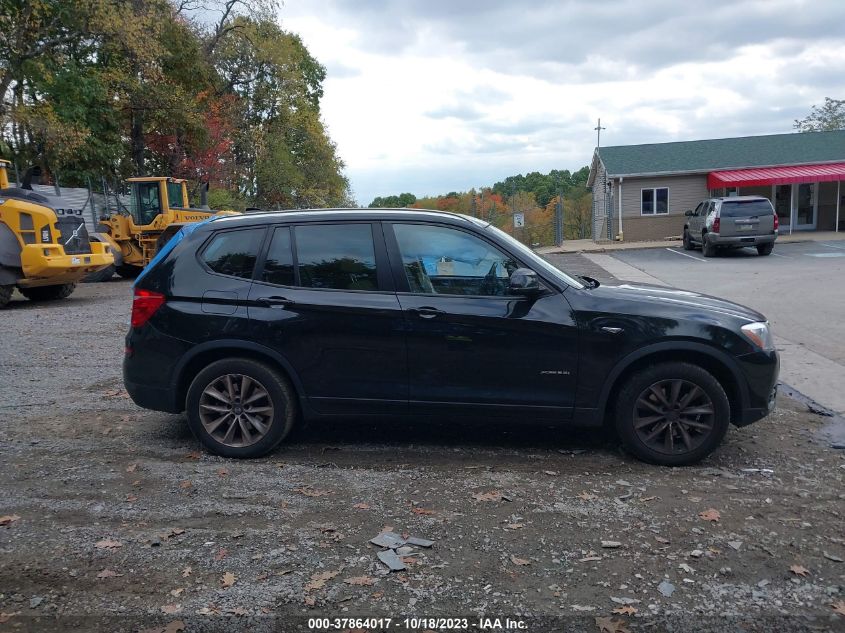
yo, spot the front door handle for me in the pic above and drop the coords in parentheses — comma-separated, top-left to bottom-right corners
(412, 306, 443, 319)
(256, 296, 295, 308)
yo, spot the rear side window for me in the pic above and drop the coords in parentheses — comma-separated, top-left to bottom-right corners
(720, 199, 775, 218)
(261, 227, 295, 286)
(295, 224, 378, 291)
(201, 228, 264, 278)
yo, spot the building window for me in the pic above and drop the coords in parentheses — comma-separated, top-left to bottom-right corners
(641, 188, 669, 215)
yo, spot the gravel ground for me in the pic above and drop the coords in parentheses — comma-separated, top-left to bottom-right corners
(1, 274, 845, 633)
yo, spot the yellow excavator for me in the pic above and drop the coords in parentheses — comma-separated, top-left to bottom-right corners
(0, 160, 114, 308)
(91, 176, 238, 279)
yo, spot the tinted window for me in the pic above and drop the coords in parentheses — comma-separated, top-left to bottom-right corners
(295, 224, 378, 291)
(655, 188, 668, 213)
(393, 223, 518, 296)
(261, 227, 295, 286)
(640, 187, 668, 215)
(720, 199, 774, 218)
(202, 228, 264, 278)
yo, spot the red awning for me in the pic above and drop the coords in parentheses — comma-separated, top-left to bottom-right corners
(708, 162, 845, 189)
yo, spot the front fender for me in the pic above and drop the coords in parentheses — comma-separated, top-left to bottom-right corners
(595, 340, 749, 418)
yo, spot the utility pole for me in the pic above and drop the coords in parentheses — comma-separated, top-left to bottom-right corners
(595, 118, 606, 149)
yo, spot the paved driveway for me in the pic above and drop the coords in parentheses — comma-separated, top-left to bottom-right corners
(608, 239, 845, 414)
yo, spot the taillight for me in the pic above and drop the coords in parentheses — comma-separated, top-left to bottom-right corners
(773, 214, 779, 231)
(712, 216, 720, 233)
(131, 288, 165, 328)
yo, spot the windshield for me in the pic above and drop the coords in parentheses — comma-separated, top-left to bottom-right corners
(485, 224, 585, 289)
(721, 199, 774, 218)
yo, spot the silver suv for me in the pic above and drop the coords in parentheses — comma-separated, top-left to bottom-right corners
(683, 196, 778, 257)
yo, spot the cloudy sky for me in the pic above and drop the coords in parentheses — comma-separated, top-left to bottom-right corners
(278, 0, 845, 205)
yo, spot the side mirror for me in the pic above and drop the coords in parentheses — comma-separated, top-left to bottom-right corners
(509, 268, 541, 295)
(684, 209, 693, 216)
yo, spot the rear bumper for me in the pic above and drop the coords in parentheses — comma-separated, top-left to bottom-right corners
(710, 233, 777, 247)
(123, 321, 190, 414)
(124, 378, 182, 413)
(19, 242, 114, 286)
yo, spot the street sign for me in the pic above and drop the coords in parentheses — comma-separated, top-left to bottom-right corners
(513, 213, 525, 228)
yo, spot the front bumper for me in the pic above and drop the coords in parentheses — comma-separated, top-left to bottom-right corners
(19, 242, 114, 287)
(734, 349, 779, 426)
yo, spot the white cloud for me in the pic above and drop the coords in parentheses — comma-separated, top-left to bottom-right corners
(280, 1, 845, 205)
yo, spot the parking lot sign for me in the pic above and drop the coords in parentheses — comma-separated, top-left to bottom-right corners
(513, 213, 525, 228)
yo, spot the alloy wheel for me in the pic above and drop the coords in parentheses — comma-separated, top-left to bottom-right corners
(198, 374, 274, 447)
(632, 379, 715, 455)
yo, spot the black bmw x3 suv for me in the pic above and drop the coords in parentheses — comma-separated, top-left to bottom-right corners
(124, 209, 778, 466)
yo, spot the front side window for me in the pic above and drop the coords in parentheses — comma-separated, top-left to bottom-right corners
(641, 188, 669, 215)
(132, 182, 162, 225)
(295, 224, 378, 291)
(393, 223, 518, 296)
(167, 182, 185, 209)
(201, 228, 264, 278)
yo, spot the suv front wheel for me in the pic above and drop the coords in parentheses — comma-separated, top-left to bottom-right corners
(615, 362, 730, 466)
(186, 358, 299, 458)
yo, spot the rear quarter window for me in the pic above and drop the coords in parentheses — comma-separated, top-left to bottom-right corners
(720, 200, 774, 218)
(201, 228, 264, 278)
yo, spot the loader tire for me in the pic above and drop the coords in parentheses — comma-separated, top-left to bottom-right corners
(116, 264, 141, 279)
(83, 264, 116, 283)
(19, 283, 76, 302)
(0, 284, 12, 308)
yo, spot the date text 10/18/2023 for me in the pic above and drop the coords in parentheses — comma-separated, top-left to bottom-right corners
(307, 617, 528, 630)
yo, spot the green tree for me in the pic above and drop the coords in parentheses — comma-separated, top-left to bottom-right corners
(369, 193, 416, 207)
(212, 16, 350, 207)
(794, 98, 845, 132)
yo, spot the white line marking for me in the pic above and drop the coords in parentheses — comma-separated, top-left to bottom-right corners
(820, 242, 845, 250)
(770, 252, 790, 258)
(665, 247, 707, 262)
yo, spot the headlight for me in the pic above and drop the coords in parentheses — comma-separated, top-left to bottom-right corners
(741, 321, 774, 351)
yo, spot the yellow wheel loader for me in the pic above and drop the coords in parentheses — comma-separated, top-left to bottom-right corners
(0, 160, 114, 308)
(92, 177, 239, 279)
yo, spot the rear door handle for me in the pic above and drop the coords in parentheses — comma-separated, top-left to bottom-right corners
(412, 306, 443, 319)
(256, 296, 295, 308)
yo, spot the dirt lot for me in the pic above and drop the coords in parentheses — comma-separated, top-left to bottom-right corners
(1, 278, 845, 633)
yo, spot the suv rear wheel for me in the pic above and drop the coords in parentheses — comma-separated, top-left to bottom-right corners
(615, 362, 730, 466)
(701, 234, 717, 257)
(757, 243, 774, 256)
(186, 358, 299, 458)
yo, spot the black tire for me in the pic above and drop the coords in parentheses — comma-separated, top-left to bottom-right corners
(19, 283, 76, 302)
(83, 264, 116, 283)
(116, 264, 141, 279)
(757, 243, 774, 256)
(701, 234, 717, 257)
(682, 229, 694, 250)
(0, 284, 12, 308)
(615, 361, 730, 466)
(185, 358, 299, 458)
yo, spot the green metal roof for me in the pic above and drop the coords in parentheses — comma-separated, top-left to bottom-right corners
(596, 130, 845, 178)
